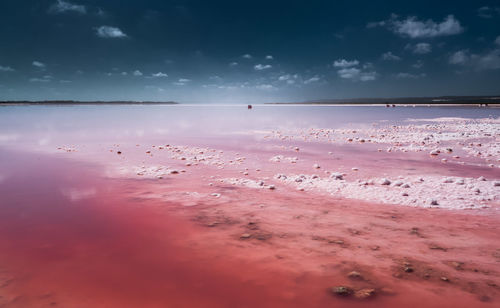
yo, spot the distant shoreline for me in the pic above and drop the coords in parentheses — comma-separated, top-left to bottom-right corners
(263, 103, 500, 107)
(0, 101, 178, 106)
(265, 102, 500, 107)
(267, 95, 500, 106)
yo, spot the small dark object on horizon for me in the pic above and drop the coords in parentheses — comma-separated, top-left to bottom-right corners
(248, 104, 252, 109)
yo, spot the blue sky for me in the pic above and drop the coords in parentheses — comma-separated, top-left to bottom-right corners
(0, 0, 499, 103)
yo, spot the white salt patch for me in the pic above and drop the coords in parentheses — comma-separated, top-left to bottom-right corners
(275, 173, 499, 210)
(219, 178, 276, 190)
(380, 178, 391, 185)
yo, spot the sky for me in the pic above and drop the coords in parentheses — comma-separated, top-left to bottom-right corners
(0, 0, 499, 103)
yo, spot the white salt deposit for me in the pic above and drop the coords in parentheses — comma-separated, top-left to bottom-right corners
(274, 173, 499, 210)
(219, 178, 276, 190)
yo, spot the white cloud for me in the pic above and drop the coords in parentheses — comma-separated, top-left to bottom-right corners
(242, 54, 252, 59)
(96, 26, 127, 38)
(412, 60, 424, 69)
(152, 72, 168, 78)
(473, 49, 500, 70)
(209, 75, 222, 81)
(30, 78, 50, 82)
(173, 78, 191, 86)
(392, 15, 463, 38)
(49, 0, 86, 14)
(0, 65, 14, 72)
(363, 62, 374, 69)
(32, 61, 46, 68)
(406, 42, 432, 54)
(449, 49, 500, 70)
(334, 60, 376, 81)
(333, 59, 359, 68)
(96, 8, 106, 17)
(265, 55, 273, 60)
(359, 72, 377, 81)
(449, 50, 469, 65)
(395, 72, 426, 79)
(495, 36, 500, 46)
(477, 6, 497, 18)
(254, 64, 272, 70)
(278, 74, 298, 81)
(277, 74, 307, 85)
(30, 75, 53, 83)
(303, 76, 320, 84)
(371, 15, 464, 38)
(366, 21, 386, 28)
(337, 68, 360, 79)
(337, 68, 376, 81)
(133, 70, 143, 76)
(381, 51, 401, 61)
(229, 62, 238, 66)
(256, 84, 275, 90)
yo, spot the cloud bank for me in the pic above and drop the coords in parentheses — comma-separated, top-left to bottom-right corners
(370, 15, 463, 39)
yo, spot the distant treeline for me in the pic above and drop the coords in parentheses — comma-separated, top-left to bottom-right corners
(268, 96, 500, 105)
(0, 100, 178, 105)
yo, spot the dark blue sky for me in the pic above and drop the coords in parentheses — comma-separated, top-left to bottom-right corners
(0, 0, 499, 103)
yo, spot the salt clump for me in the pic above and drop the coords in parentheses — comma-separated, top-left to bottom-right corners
(381, 178, 391, 185)
(331, 172, 344, 180)
(393, 180, 403, 187)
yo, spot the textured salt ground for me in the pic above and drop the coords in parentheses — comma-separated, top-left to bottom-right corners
(262, 117, 499, 168)
(95, 137, 499, 211)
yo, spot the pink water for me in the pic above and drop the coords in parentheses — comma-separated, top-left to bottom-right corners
(0, 105, 499, 307)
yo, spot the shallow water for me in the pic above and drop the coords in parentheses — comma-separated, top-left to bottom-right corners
(0, 105, 499, 307)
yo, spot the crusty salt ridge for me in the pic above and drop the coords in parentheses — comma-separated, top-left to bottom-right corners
(219, 178, 276, 190)
(107, 165, 184, 179)
(262, 117, 499, 168)
(274, 173, 498, 210)
(98, 137, 499, 211)
(270, 155, 298, 163)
